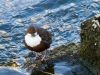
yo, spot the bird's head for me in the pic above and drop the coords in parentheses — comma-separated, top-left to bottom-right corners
(25, 26, 42, 47)
(26, 26, 38, 37)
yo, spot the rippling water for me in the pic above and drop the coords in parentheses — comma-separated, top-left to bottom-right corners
(0, 0, 100, 75)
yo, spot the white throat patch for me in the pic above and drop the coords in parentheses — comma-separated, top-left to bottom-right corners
(25, 33, 41, 47)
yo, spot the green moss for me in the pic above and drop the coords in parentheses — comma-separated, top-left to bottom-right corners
(52, 42, 76, 52)
(80, 16, 100, 74)
(0, 60, 18, 67)
(67, 42, 76, 46)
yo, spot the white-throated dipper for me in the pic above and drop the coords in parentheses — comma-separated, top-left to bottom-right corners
(24, 25, 52, 61)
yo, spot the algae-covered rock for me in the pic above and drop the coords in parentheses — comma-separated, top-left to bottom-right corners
(80, 14, 100, 74)
(22, 43, 79, 73)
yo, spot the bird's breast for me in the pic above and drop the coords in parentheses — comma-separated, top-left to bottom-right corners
(25, 34, 41, 47)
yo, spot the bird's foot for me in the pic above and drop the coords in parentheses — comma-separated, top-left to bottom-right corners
(41, 56, 46, 62)
(34, 55, 41, 60)
(41, 58, 45, 61)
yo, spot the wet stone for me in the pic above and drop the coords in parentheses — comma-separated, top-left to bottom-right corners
(80, 14, 100, 75)
(22, 43, 79, 73)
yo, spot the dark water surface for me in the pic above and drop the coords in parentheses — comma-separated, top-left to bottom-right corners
(0, 0, 100, 75)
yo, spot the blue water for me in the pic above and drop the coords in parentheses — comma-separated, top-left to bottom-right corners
(0, 0, 100, 75)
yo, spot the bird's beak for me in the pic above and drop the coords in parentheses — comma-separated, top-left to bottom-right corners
(31, 33, 35, 37)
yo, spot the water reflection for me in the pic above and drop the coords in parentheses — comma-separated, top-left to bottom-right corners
(0, 67, 29, 75)
(31, 65, 54, 75)
(31, 61, 94, 75)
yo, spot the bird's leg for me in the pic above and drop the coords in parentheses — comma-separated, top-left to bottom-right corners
(41, 50, 47, 61)
(34, 52, 40, 60)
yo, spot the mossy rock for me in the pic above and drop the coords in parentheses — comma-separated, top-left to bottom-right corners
(22, 43, 79, 73)
(80, 14, 100, 74)
(0, 59, 18, 67)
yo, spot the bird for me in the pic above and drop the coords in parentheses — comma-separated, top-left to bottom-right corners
(24, 25, 53, 61)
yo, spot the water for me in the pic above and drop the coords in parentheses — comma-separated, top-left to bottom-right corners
(0, 0, 100, 75)
(31, 61, 93, 75)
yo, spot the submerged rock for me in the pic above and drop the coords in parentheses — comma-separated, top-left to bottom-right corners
(80, 14, 100, 75)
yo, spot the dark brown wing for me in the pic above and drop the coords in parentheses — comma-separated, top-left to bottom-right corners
(36, 28, 52, 46)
